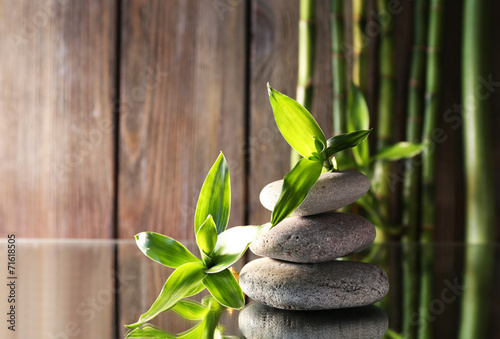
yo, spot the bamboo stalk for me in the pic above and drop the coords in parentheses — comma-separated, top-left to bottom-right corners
(352, 0, 368, 93)
(330, 0, 346, 136)
(418, 0, 444, 337)
(292, 0, 316, 168)
(372, 0, 396, 239)
(459, 0, 495, 337)
(402, 0, 428, 337)
(404, 0, 428, 245)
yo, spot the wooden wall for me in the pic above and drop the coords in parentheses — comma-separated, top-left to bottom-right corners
(0, 0, 499, 242)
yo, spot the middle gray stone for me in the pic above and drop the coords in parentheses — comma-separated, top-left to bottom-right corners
(250, 212, 375, 263)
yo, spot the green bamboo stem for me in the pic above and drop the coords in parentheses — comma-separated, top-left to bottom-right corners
(352, 0, 368, 93)
(459, 0, 495, 337)
(349, 0, 368, 171)
(330, 0, 346, 136)
(372, 0, 396, 241)
(402, 0, 428, 337)
(403, 0, 428, 246)
(418, 1, 444, 338)
(292, 0, 316, 168)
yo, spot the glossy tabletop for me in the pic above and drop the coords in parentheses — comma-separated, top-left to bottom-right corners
(1, 239, 499, 339)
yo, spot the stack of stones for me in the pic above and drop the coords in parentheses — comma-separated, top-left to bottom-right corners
(239, 171, 389, 310)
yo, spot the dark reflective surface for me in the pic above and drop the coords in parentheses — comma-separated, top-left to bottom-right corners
(239, 303, 388, 339)
(1, 240, 499, 338)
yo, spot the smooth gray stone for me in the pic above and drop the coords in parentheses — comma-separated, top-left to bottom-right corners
(250, 212, 375, 262)
(259, 171, 370, 217)
(239, 303, 388, 339)
(239, 258, 389, 310)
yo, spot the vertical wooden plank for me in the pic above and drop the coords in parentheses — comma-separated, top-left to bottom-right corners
(0, 0, 116, 238)
(248, 0, 332, 226)
(118, 0, 247, 240)
(117, 0, 247, 335)
(248, 0, 298, 226)
(0, 240, 115, 338)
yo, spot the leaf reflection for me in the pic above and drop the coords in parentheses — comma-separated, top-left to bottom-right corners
(125, 296, 242, 339)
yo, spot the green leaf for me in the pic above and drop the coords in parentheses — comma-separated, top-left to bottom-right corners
(177, 316, 221, 339)
(267, 84, 326, 158)
(202, 268, 245, 309)
(194, 152, 231, 235)
(205, 224, 272, 273)
(184, 281, 206, 298)
(314, 137, 326, 153)
(270, 158, 323, 226)
(347, 83, 370, 166)
(171, 299, 209, 321)
(126, 262, 207, 329)
(372, 142, 423, 161)
(176, 321, 208, 339)
(347, 83, 370, 131)
(178, 297, 225, 339)
(135, 232, 201, 268)
(325, 129, 372, 158)
(125, 324, 175, 338)
(196, 215, 218, 256)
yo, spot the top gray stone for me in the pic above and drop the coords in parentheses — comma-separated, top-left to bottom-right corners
(260, 171, 370, 217)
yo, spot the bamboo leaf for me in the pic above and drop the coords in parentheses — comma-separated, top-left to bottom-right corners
(267, 84, 326, 158)
(176, 321, 208, 339)
(126, 262, 207, 329)
(125, 324, 175, 338)
(347, 83, 370, 166)
(372, 142, 423, 161)
(177, 316, 221, 339)
(202, 268, 245, 309)
(325, 129, 372, 158)
(196, 215, 218, 256)
(194, 152, 231, 235)
(135, 232, 201, 268)
(184, 281, 206, 298)
(171, 299, 209, 321)
(271, 158, 323, 226)
(204, 224, 272, 273)
(178, 297, 225, 339)
(347, 83, 370, 130)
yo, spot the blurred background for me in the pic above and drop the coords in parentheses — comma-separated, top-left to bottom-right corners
(1, 1, 500, 338)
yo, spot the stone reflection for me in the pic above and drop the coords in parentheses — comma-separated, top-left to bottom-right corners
(239, 302, 388, 339)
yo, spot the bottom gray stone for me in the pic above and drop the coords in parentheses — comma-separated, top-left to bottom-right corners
(239, 258, 389, 310)
(239, 302, 388, 339)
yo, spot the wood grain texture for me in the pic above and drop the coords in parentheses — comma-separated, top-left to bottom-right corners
(118, 0, 247, 240)
(248, 0, 332, 227)
(0, 0, 116, 238)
